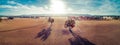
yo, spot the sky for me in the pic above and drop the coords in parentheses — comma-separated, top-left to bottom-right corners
(0, 0, 120, 15)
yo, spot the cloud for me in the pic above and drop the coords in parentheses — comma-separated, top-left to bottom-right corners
(93, 0, 120, 15)
(0, 1, 49, 15)
(0, 0, 120, 15)
(65, 0, 120, 15)
(7, 1, 17, 4)
(0, 5, 17, 9)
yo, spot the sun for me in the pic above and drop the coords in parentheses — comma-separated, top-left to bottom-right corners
(50, 0, 67, 14)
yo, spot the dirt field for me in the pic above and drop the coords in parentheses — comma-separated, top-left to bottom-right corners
(0, 17, 120, 45)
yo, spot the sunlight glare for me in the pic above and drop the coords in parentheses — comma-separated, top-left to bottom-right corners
(50, 0, 67, 14)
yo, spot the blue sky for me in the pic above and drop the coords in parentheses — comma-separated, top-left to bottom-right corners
(0, 0, 120, 15)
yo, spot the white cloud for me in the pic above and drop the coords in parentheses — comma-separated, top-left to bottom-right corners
(65, 0, 120, 15)
(0, 0, 119, 15)
(7, 1, 17, 4)
(0, 5, 17, 9)
(0, 1, 49, 15)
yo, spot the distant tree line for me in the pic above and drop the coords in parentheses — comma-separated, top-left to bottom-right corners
(0, 16, 14, 22)
(69, 16, 120, 20)
(0, 16, 40, 22)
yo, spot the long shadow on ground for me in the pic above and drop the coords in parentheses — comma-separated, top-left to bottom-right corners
(35, 24, 52, 41)
(68, 29, 95, 45)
